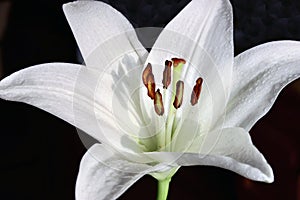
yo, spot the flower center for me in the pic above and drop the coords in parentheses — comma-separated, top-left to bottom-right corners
(142, 58, 203, 114)
(142, 58, 204, 150)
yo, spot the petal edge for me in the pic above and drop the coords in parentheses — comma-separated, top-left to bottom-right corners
(224, 40, 300, 131)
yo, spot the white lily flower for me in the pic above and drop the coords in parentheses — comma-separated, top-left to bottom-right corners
(0, 0, 300, 200)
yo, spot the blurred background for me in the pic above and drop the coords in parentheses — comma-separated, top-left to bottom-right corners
(0, 0, 299, 199)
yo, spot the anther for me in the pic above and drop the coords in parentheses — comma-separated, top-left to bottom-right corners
(173, 80, 184, 109)
(146, 73, 156, 99)
(162, 60, 172, 89)
(190, 77, 203, 106)
(171, 58, 186, 68)
(142, 63, 156, 99)
(154, 89, 164, 116)
(142, 63, 152, 86)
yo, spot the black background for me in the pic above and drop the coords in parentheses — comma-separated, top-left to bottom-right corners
(0, 0, 299, 199)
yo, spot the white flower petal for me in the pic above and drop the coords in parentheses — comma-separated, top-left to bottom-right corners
(144, 127, 273, 183)
(0, 63, 146, 158)
(76, 143, 169, 200)
(145, 0, 233, 91)
(92, 55, 159, 156)
(223, 41, 300, 131)
(63, 1, 148, 67)
(0, 63, 83, 126)
(63, 1, 153, 152)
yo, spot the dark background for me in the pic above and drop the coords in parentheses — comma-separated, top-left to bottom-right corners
(0, 0, 299, 199)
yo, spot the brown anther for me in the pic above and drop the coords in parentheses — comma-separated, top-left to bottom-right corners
(171, 58, 186, 67)
(142, 63, 153, 86)
(173, 80, 184, 109)
(191, 77, 203, 106)
(154, 89, 164, 116)
(142, 63, 156, 99)
(162, 60, 172, 89)
(146, 73, 156, 99)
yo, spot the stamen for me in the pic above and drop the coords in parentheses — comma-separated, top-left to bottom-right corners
(173, 80, 184, 109)
(162, 60, 172, 89)
(171, 58, 186, 68)
(146, 73, 156, 99)
(142, 63, 156, 99)
(142, 63, 152, 86)
(154, 89, 164, 116)
(191, 77, 203, 106)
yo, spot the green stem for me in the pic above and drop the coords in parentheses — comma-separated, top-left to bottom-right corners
(157, 178, 171, 200)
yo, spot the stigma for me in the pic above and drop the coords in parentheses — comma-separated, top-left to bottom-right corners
(171, 58, 186, 68)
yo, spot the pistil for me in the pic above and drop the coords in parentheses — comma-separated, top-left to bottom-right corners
(165, 58, 186, 150)
(171, 58, 186, 68)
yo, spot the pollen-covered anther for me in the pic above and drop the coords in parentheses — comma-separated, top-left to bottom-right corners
(146, 74, 156, 99)
(191, 77, 203, 106)
(142, 63, 156, 99)
(162, 60, 172, 89)
(142, 63, 153, 86)
(171, 58, 186, 68)
(173, 80, 184, 109)
(154, 89, 164, 116)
